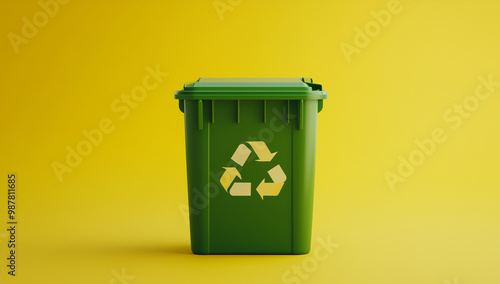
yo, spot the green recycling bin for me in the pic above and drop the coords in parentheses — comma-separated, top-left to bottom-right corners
(175, 77, 327, 254)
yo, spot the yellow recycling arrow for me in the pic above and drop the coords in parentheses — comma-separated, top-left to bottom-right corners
(246, 141, 277, 162)
(220, 167, 241, 191)
(256, 165, 287, 199)
(231, 144, 251, 166)
(229, 182, 251, 196)
(268, 165, 286, 183)
(256, 180, 284, 199)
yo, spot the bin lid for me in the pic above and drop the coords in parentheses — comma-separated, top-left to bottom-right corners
(174, 77, 328, 100)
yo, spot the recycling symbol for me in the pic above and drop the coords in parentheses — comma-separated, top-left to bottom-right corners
(219, 141, 287, 199)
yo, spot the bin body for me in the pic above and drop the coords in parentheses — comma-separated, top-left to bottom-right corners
(175, 78, 327, 254)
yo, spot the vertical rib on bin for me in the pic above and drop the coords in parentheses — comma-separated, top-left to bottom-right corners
(185, 99, 210, 254)
(292, 99, 318, 254)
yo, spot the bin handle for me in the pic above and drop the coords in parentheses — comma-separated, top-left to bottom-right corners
(318, 99, 324, 113)
(178, 99, 184, 113)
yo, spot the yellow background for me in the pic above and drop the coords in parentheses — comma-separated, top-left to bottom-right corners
(1, 0, 500, 283)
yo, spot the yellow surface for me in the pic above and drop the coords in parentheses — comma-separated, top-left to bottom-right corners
(1, 0, 500, 283)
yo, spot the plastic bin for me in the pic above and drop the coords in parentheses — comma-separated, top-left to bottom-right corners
(175, 77, 327, 254)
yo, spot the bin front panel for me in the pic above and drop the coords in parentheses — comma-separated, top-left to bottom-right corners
(209, 100, 293, 254)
